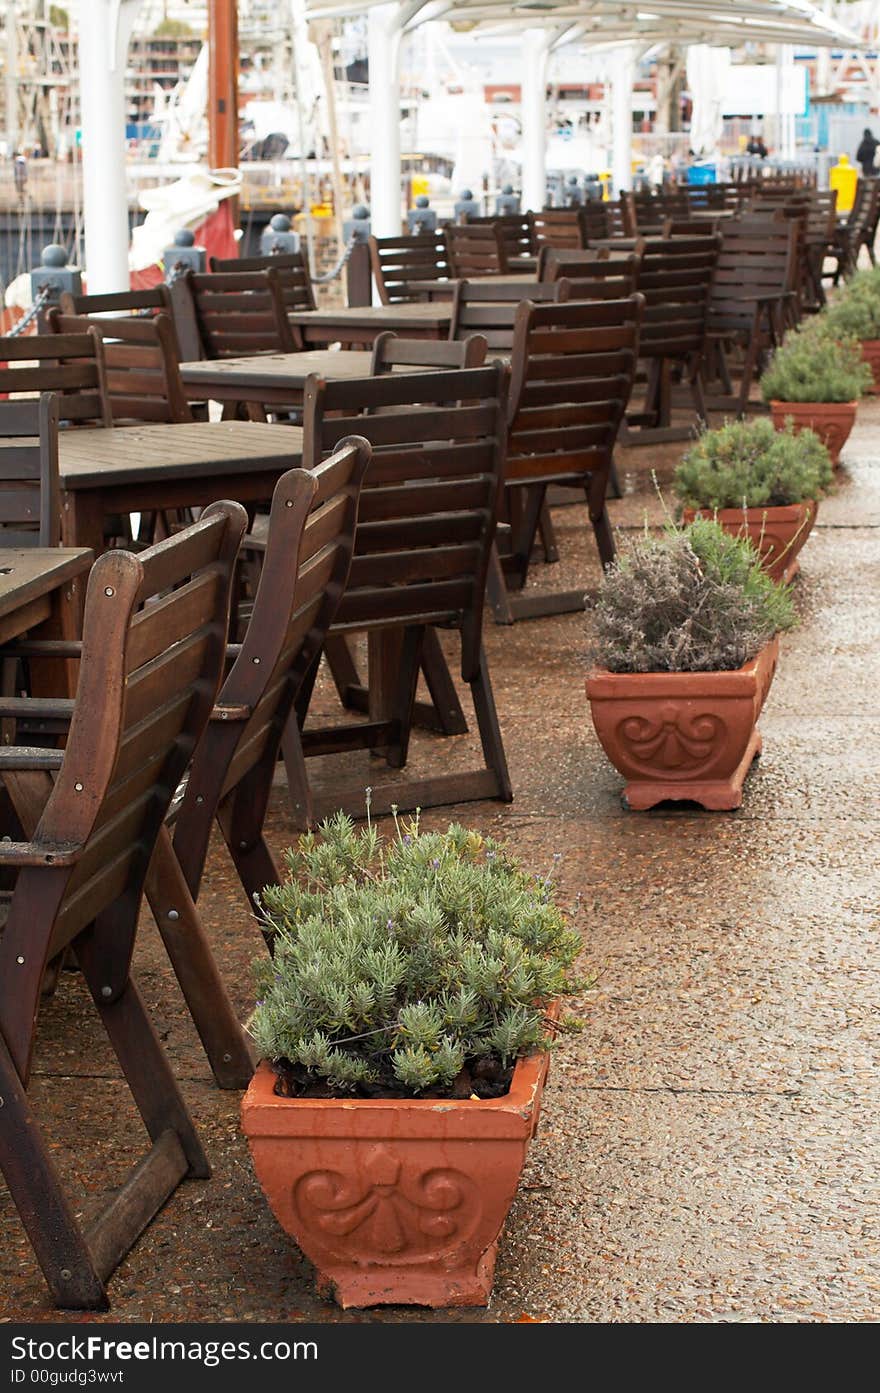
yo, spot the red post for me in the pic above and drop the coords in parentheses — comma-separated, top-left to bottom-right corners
(208, 0, 239, 173)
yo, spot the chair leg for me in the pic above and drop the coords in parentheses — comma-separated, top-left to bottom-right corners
(75, 936, 210, 1180)
(281, 720, 315, 834)
(0, 1031, 108, 1310)
(537, 501, 560, 563)
(607, 459, 623, 500)
(419, 627, 468, 735)
(487, 541, 515, 625)
(386, 626, 425, 770)
(590, 503, 616, 569)
(470, 642, 513, 803)
(145, 826, 255, 1088)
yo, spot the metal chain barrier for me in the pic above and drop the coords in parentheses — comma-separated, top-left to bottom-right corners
(3, 283, 52, 337)
(310, 233, 358, 285)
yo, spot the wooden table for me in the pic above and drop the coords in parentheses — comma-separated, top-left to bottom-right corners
(179, 349, 373, 409)
(289, 301, 451, 347)
(0, 549, 92, 646)
(0, 547, 93, 701)
(57, 422, 304, 554)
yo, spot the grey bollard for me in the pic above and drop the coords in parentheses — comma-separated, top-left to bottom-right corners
(407, 195, 437, 235)
(260, 212, 300, 256)
(344, 205, 372, 307)
(163, 228, 206, 281)
(31, 244, 81, 323)
(342, 204, 371, 245)
(495, 184, 520, 216)
(454, 188, 480, 221)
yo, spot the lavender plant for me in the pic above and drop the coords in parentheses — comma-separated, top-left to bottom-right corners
(589, 518, 796, 675)
(251, 813, 585, 1096)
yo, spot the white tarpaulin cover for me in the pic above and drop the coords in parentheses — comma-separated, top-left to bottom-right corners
(686, 46, 732, 157)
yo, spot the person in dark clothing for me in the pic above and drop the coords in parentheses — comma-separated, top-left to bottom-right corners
(746, 134, 768, 158)
(857, 128, 879, 176)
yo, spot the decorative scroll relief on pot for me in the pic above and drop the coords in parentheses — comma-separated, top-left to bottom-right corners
(616, 704, 726, 778)
(292, 1143, 483, 1262)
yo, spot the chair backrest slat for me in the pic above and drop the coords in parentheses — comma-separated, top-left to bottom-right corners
(0, 393, 60, 545)
(48, 310, 192, 423)
(445, 223, 508, 277)
(0, 331, 107, 426)
(302, 363, 509, 677)
(506, 296, 642, 486)
(210, 250, 317, 312)
(370, 331, 487, 373)
(176, 268, 296, 358)
(369, 233, 449, 304)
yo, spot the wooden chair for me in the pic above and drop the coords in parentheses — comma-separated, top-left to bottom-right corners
(368, 232, 449, 304)
(293, 362, 512, 823)
(58, 285, 174, 319)
(464, 215, 535, 265)
(445, 222, 508, 277)
(490, 296, 642, 622)
(447, 279, 558, 352)
(210, 250, 317, 313)
(170, 267, 298, 361)
(370, 331, 488, 373)
(704, 217, 797, 415)
(528, 208, 586, 252)
(140, 442, 370, 1087)
(0, 331, 108, 425)
(623, 234, 721, 444)
(0, 395, 60, 546)
(0, 499, 247, 1309)
(551, 253, 641, 301)
(48, 311, 192, 424)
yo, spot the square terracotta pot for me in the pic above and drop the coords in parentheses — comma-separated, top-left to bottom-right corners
(586, 637, 779, 811)
(681, 501, 816, 583)
(242, 1044, 552, 1308)
(769, 399, 856, 467)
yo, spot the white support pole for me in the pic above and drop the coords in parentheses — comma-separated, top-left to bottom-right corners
(5, 5, 18, 155)
(78, 0, 140, 293)
(368, 2, 403, 239)
(612, 44, 636, 196)
(521, 29, 549, 213)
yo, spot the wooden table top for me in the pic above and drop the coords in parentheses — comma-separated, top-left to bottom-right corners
(56, 422, 304, 490)
(0, 548, 93, 620)
(180, 350, 373, 389)
(408, 274, 537, 296)
(288, 302, 451, 329)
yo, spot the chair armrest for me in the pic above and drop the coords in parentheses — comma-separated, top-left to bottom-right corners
(0, 747, 65, 770)
(0, 641, 83, 658)
(0, 698, 75, 721)
(0, 837, 79, 867)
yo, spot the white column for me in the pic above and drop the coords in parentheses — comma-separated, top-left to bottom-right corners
(368, 2, 403, 238)
(611, 43, 636, 196)
(521, 29, 549, 212)
(5, 6, 18, 155)
(78, 0, 140, 293)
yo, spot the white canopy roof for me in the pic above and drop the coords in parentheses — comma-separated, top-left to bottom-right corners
(303, 0, 862, 50)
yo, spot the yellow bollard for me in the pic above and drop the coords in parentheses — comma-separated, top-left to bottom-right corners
(830, 154, 858, 213)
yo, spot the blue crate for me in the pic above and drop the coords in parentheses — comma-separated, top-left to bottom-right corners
(687, 163, 717, 185)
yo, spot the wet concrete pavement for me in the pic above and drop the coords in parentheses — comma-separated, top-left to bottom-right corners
(2, 399, 878, 1324)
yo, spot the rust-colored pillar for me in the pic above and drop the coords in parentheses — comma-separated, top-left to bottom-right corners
(208, 0, 239, 171)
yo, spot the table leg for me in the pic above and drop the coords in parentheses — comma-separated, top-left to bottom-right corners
(61, 490, 106, 558)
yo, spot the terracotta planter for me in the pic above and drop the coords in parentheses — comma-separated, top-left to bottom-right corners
(681, 501, 817, 583)
(860, 339, 880, 394)
(242, 1044, 552, 1309)
(769, 399, 857, 467)
(586, 636, 779, 812)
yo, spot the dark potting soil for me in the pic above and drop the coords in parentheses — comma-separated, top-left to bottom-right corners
(270, 1052, 514, 1101)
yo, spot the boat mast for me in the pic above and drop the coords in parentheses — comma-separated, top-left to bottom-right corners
(208, 0, 239, 179)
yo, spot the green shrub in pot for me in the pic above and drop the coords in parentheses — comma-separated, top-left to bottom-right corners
(759, 319, 872, 404)
(674, 417, 833, 512)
